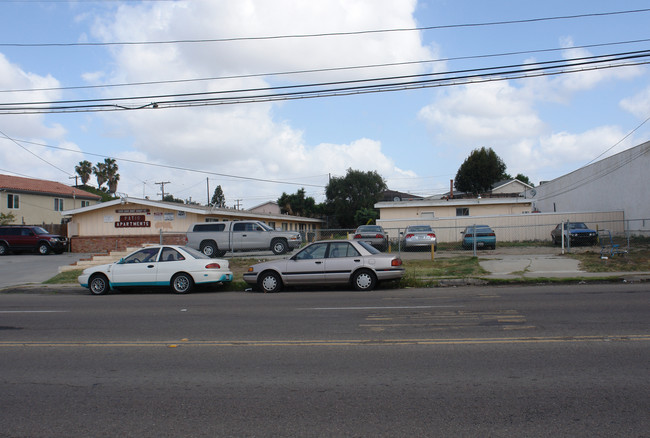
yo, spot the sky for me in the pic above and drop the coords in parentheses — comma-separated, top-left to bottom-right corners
(1, 0, 649, 209)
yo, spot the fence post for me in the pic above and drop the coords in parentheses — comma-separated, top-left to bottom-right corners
(473, 224, 477, 257)
(159, 229, 163, 245)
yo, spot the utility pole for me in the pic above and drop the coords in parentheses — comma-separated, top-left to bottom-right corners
(155, 181, 171, 200)
(69, 175, 79, 186)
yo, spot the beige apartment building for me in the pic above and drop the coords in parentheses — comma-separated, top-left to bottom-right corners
(0, 174, 101, 225)
(63, 197, 323, 253)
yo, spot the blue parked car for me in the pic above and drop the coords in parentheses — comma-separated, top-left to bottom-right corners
(461, 225, 496, 250)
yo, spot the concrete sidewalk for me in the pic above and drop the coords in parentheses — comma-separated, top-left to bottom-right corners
(399, 247, 650, 282)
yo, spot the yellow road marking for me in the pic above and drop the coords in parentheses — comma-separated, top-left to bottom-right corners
(1, 335, 648, 348)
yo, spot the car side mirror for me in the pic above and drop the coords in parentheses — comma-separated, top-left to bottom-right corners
(117, 258, 125, 264)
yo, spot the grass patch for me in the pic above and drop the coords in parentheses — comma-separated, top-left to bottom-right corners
(44, 269, 83, 284)
(569, 249, 650, 272)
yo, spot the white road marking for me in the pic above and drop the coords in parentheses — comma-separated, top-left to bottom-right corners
(304, 305, 462, 310)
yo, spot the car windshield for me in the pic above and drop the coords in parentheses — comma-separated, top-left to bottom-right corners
(358, 226, 382, 233)
(33, 226, 50, 234)
(358, 241, 380, 254)
(408, 226, 432, 232)
(257, 222, 273, 231)
(569, 223, 588, 229)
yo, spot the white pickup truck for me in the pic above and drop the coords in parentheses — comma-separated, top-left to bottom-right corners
(186, 221, 302, 257)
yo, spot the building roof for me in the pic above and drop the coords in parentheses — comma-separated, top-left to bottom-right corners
(376, 196, 532, 209)
(381, 189, 424, 202)
(63, 196, 324, 223)
(0, 174, 101, 200)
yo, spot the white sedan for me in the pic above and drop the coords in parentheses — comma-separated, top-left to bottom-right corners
(78, 245, 233, 295)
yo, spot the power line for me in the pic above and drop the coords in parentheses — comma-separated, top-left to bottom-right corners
(3, 37, 650, 95)
(0, 132, 327, 188)
(1, 50, 648, 113)
(2, 8, 649, 47)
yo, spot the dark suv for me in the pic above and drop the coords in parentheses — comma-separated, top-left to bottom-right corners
(0, 225, 68, 255)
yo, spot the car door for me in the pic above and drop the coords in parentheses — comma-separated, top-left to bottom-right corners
(283, 242, 327, 285)
(156, 247, 187, 284)
(110, 247, 161, 286)
(323, 242, 362, 284)
(14, 228, 36, 251)
(231, 222, 265, 251)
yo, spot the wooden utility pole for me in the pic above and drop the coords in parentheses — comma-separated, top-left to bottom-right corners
(155, 181, 171, 200)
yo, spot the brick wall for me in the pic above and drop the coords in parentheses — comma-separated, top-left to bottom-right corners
(71, 234, 187, 253)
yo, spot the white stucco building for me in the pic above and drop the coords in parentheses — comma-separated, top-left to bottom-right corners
(531, 140, 649, 235)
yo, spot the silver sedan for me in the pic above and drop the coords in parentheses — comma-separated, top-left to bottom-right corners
(402, 225, 437, 251)
(243, 239, 405, 293)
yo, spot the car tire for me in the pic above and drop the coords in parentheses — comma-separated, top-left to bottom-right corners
(351, 269, 376, 292)
(258, 271, 282, 293)
(271, 239, 288, 255)
(38, 242, 51, 255)
(200, 241, 218, 258)
(171, 273, 194, 294)
(0, 243, 8, 256)
(89, 274, 110, 295)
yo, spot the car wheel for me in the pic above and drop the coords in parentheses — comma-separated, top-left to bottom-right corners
(352, 269, 376, 292)
(258, 271, 282, 293)
(271, 239, 288, 255)
(89, 274, 110, 295)
(171, 273, 194, 294)
(38, 243, 51, 255)
(200, 241, 218, 258)
(0, 243, 8, 256)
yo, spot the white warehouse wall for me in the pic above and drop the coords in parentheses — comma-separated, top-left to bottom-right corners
(531, 140, 650, 234)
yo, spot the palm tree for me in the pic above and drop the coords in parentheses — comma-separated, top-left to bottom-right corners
(103, 158, 120, 194)
(93, 161, 107, 190)
(75, 160, 93, 185)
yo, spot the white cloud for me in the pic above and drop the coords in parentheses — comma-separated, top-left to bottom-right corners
(418, 81, 545, 146)
(0, 53, 78, 183)
(84, 0, 432, 206)
(620, 85, 650, 119)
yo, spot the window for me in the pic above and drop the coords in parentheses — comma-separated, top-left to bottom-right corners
(194, 223, 225, 232)
(328, 242, 360, 258)
(7, 194, 19, 209)
(54, 198, 64, 211)
(160, 247, 185, 262)
(456, 207, 469, 216)
(81, 201, 90, 207)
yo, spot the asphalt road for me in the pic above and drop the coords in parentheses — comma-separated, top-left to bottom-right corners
(0, 252, 89, 289)
(1, 283, 648, 437)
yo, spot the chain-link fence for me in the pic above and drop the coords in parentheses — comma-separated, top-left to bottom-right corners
(304, 218, 648, 256)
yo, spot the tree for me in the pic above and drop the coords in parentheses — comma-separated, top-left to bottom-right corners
(0, 212, 16, 225)
(74, 160, 93, 185)
(211, 185, 226, 208)
(278, 188, 317, 217)
(354, 207, 378, 226)
(104, 158, 120, 194)
(514, 173, 534, 187)
(454, 147, 507, 194)
(93, 161, 108, 190)
(163, 194, 184, 204)
(325, 169, 387, 228)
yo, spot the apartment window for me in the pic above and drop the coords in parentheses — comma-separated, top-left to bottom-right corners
(456, 207, 469, 216)
(81, 200, 90, 207)
(7, 194, 19, 209)
(54, 198, 64, 211)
